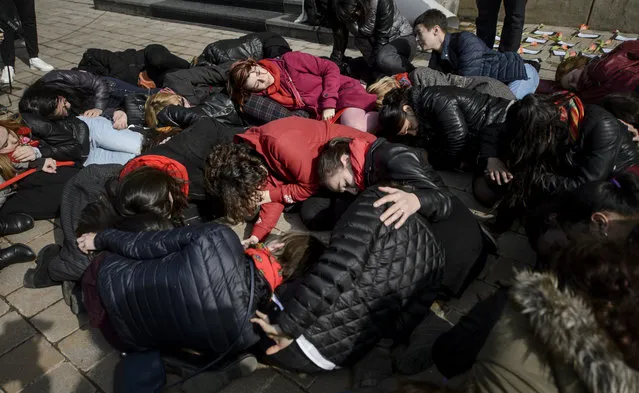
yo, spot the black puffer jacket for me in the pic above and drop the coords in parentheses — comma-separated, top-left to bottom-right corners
(21, 113, 90, 162)
(156, 93, 244, 128)
(364, 138, 452, 221)
(408, 86, 512, 169)
(96, 224, 271, 353)
(278, 186, 445, 365)
(37, 70, 111, 111)
(196, 32, 291, 67)
(537, 105, 639, 194)
(142, 118, 244, 200)
(330, 0, 412, 65)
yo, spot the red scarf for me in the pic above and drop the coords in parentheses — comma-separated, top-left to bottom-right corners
(9, 127, 40, 163)
(258, 59, 304, 108)
(245, 245, 283, 291)
(349, 139, 373, 191)
(553, 91, 584, 143)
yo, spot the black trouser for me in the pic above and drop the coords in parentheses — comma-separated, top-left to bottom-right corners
(432, 288, 509, 378)
(301, 193, 485, 296)
(143, 44, 190, 87)
(475, 0, 526, 52)
(1, 0, 39, 67)
(375, 35, 417, 75)
(0, 166, 80, 220)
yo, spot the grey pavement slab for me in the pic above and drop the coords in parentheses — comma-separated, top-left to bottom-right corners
(0, 311, 37, 358)
(0, 336, 65, 393)
(6, 286, 64, 319)
(86, 352, 121, 393)
(19, 363, 96, 393)
(30, 300, 88, 343)
(57, 328, 115, 372)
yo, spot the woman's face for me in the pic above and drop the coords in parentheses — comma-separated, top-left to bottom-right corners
(53, 96, 71, 118)
(560, 67, 584, 91)
(0, 126, 19, 155)
(399, 105, 419, 136)
(244, 66, 274, 92)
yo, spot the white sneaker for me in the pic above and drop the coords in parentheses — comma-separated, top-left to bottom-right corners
(29, 57, 54, 72)
(1, 66, 15, 84)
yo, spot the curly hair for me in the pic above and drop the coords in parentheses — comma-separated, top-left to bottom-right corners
(204, 143, 267, 223)
(554, 239, 639, 371)
(228, 58, 260, 110)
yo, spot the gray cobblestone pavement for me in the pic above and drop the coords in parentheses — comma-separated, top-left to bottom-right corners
(0, 0, 632, 392)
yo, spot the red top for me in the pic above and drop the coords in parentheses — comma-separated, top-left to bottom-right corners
(120, 155, 190, 197)
(235, 117, 376, 240)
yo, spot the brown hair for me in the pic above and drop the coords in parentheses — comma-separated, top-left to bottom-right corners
(555, 55, 590, 84)
(228, 58, 259, 109)
(317, 137, 353, 185)
(367, 76, 400, 109)
(0, 119, 24, 180)
(204, 143, 267, 223)
(554, 240, 639, 370)
(144, 92, 183, 129)
(275, 233, 325, 280)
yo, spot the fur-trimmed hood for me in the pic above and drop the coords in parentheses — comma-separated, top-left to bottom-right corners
(511, 270, 639, 393)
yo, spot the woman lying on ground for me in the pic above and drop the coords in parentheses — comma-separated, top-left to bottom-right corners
(23, 165, 189, 289)
(555, 40, 639, 104)
(367, 67, 515, 108)
(486, 93, 639, 230)
(228, 52, 378, 132)
(251, 183, 446, 376)
(0, 118, 81, 219)
(377, 86, 513, 170)
(19, 70, 130, 129)
(76, 218, 323, 392)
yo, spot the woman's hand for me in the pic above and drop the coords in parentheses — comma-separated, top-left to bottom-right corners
(251, 310, 293, 355)
(241, 235, 259, 249)
(83, 108, 103, 118)
(12, 146, 37, 162)
(620, 120, 639, 144)
(77, 233, 97, 254)
(322, 108, 336, 121)
(41, 158, 57, 173)
(112, 110, 128, 129)
(485, 157, 513, 186)
(373, 187, 421, 229)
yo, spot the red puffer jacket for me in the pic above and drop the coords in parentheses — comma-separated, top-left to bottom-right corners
(577, 40, 639, 104)
(271, 51, 377, 119)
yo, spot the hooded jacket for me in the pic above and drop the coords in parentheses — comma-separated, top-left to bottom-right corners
(236, 117, 376, 240)
(467, 270, 639, 393)
(429, 32, 528, 84)
(407, 86, 512, 169)
(278, 186, 445, 365)
(95, 224, 271, 354)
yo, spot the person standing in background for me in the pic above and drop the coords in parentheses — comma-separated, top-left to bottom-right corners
(475, 0, 526, 52)
(1, 0, 54, 84)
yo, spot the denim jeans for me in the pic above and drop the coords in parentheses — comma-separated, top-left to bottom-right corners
(79, 116, 143, 166)
(508, 63, 539, 99)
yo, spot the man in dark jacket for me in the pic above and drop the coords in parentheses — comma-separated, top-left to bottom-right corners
(301, 137, 486, 296)
(413, 9, 538, 99)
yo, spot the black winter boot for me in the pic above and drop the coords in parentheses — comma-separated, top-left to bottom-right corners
(0, 244, 36, 270)
(0, 213, 34, 236)
(23, 244, 60, 288)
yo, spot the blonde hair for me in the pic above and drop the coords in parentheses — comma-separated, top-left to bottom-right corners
(0, 119, 23, 180)
(555, 55, 591, 84)
(367, 76, 400, 109)
(144, 92, 183, 129)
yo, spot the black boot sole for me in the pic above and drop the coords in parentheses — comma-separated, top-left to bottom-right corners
(23, 244, 61, 288)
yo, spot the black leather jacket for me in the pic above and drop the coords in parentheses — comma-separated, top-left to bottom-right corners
(408, 86, 512, 169)
(364, 138, 452, 221)
(21, 113, 90, 162)
(39, 70, 111, 111)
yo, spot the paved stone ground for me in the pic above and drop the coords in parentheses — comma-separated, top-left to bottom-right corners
(0, 1, 635, 392)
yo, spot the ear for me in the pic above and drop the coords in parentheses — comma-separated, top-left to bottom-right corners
(340, 153, 350, 167)
(591, 212, 610, 238)
(402, 104, 413, 115)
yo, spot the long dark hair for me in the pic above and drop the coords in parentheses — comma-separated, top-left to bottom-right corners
(19, 80, 96, 118)
(76, 166, 188, 235)
(378, 86, 412, 140)
(554, 239, 639, 371)
(601, 91, 639, 128)
(497, 94, 568, 218)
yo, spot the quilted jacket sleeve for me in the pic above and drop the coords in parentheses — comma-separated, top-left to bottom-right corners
(416, 89, 469, 168)
(286, 52, 340, 110)
(385, 146, 452, 221)
(156, 105, 202, 129)
(41, 70, 111, 110)
(278, 192, 379, 339)
(454, 32, 486, 77)
(95, 225, 209, 259)
(538, 108, 622, 194)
